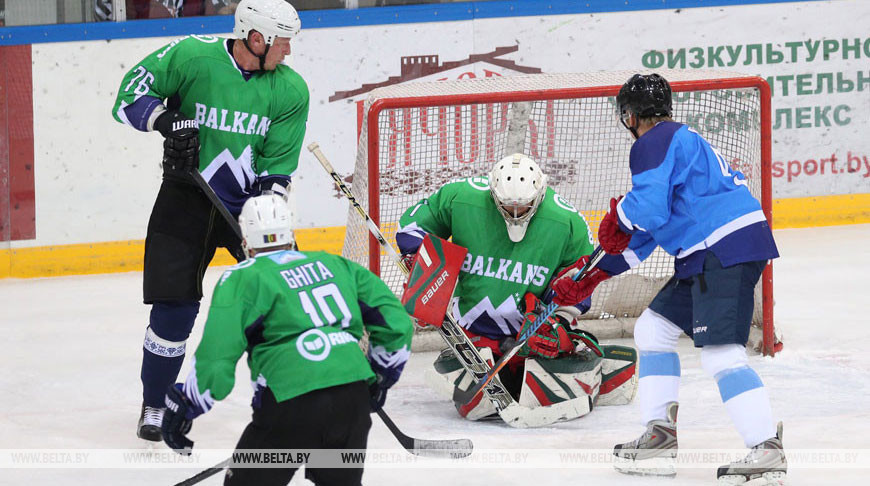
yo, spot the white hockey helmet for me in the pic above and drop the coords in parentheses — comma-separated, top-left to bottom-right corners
(489, 153, 547, 242)
(239, 194, 295, 254)
(234, 0, 301, 46)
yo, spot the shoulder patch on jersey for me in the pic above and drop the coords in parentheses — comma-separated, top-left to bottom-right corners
(464, 176, 490, 191)
(629, 121, 683, 176)
(190, 35, 220, 44)
(553, 193, 577, 212)
(218, 258, 256, 286)
(227, 258, 257, 271)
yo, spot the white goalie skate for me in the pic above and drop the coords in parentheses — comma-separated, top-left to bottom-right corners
(612, 401, 678, 477)
(717, 422, 787, 485)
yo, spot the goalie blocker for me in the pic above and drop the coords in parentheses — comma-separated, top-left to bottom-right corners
(401, 234, 467, 327)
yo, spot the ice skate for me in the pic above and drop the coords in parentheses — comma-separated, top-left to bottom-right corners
(136, 403, 164, 442)
(613, 401, 678, 477)
(717, 422, 787, 485)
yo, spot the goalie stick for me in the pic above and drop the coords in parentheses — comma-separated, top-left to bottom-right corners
(453, 246, 606, 406)
(307, 142, 590, 428)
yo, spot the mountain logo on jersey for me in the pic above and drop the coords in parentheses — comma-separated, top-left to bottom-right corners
(296, 328, 358, 362)
(193, 102, 271, 136)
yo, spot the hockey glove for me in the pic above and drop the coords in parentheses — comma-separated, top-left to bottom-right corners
(569, 329, 604, 358)
(368, 347, 405, 412)
(153, 110, 200, 174)
(550, 255, 611, 305)
(400, 252, 416, 273)
(162, 384, 196, 455)
(551, 254, 611, 306)
(368, 373, 394, 413)
(517, 293, 574, 359)
(599, 196, 632, 255)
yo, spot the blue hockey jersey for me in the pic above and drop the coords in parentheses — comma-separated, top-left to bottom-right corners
(599, 121, 778, 279)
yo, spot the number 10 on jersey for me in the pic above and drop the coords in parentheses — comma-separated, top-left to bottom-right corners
(298, 283, 352, 328)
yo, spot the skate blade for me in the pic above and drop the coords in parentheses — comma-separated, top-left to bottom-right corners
(718, 471, 786, 486)
(614, 455, 676, 477)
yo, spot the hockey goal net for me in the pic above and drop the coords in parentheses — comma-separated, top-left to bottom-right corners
(342, 70, 778, 356)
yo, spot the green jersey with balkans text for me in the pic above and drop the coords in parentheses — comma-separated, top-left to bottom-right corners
(186, 250, 413, 405)
(397, 177, 594, 340)
(111, 35, 309, 213)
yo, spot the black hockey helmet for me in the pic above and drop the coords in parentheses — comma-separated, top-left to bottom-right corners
(616, 73, 673, 121)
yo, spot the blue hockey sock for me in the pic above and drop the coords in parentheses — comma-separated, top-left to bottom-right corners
(141, 302, 199, 408)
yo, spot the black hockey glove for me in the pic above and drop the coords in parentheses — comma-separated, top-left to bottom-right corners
(368, 364, 402, 412)
(162, 384, 195, 455)
(153, 110, 200, 173)
(369, 374, 391, 413)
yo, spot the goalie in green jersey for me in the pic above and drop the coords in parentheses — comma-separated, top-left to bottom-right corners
(162, 194, 414, 485)
(397, 154, 639, 421)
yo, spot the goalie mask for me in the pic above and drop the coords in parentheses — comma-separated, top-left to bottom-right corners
(489, 154, 547, 243)
(239, 194, 295, 255)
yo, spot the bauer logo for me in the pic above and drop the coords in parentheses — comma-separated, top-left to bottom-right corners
(421, 270, 450, 305)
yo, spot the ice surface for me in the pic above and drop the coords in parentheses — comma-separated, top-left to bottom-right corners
(1, 225, 868, 485)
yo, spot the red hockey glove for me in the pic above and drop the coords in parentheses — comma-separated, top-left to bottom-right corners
(517, 293, 574, 359)
(599, 196, 632, 255)
(551, 254, 611, 306)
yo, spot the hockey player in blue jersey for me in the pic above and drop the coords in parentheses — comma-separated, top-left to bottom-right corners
(552, 74, 786, 484)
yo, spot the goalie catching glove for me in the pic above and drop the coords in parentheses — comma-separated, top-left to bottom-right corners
(153, 109, 200, 174)
(517, 293, 603, 359)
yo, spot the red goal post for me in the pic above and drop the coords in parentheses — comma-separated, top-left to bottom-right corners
(343, 70, 778, 356)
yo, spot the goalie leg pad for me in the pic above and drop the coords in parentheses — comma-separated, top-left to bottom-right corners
(519, 355, 601, 422)
(431, 347, 499, 421)
(596, 344, 639, 406)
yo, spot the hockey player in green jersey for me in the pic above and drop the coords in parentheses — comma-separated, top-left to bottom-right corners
(398, 154, 638, 421)
(162, 194, 414, 485)
(111, 0, 311, 441)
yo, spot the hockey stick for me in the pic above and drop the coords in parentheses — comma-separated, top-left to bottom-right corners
(307, 142, 521, 417)
(171, 408, 470, 486)
(307, 142, 404, 268)
(377, 409, 473, 458)
(190, 170, 243, 241)
(172, 458, 230, 486)
(453, 246, 606, 405)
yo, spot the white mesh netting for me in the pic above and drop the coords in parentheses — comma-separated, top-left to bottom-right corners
(342, 70, 771, 351)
